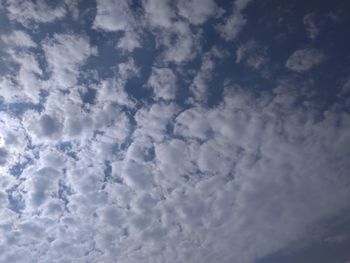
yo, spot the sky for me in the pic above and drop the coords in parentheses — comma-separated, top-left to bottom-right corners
(0, 0, 350, 262)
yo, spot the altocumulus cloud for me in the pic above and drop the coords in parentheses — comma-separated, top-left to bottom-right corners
(1, 0, 350, 263)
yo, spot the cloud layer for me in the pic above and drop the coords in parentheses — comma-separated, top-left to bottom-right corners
(0, 0, 350, 263)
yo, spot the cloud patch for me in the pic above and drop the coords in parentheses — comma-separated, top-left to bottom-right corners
(285, 48, 326, 72)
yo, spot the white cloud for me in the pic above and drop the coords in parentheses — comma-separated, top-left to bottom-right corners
(142, 0, 175, 28)
(190, 47, 227, 102)
(217, 12, 247, 41)
(286, 48, 326, 72)
(21, 167, 61, 212)
(0, 50, 43, 103)
(0, 112, 28, 171)
(174, 107, 212, 140)
(42, 33, 97, 88)
(160, 21, 201, 64)
(236, 40, 268, 69)
(134, 102, 179, 142)
(1, 2, 350, 262)
(117, 31, 141, 52)
(22, 110, 63, 144)
(2, 84, 350, 262)
(148, 67, 177, 100)
(177, 0, 222, 25)
(155, 138, 196, 181)
(216, 0, 254, 41)
(42, 34, 97, 89)
(93, 0, 134, 32)
(94, 58, 138, 108)
(4, 0, 66, 26)
(1, 30, 37, 48)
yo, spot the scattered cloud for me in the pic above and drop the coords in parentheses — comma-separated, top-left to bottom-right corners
(42, 33, 97, 88)
(285, 48, 326, 72)
(216, 0, 254, 41)
(148, 67, 177, 101)
(177, 0, 222, 25)
(0, 1, 350, 263)
(4, 0, 67, 26)
(93, 0, 135, 32)
(303, 12, 321, 40)
(236, 40, 268, 69)
(1, 30, 37, 48)
(142, 0, 175, 29)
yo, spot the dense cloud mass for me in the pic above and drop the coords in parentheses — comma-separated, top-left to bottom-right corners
(1, 0, 350, 262)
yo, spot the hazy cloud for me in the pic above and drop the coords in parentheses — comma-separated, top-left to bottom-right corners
(286, 48, 326, 72)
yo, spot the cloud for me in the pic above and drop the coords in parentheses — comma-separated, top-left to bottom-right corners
(285, 48, 326, 72)
(141, 1, 201, 65)
(1, 1, 350, 262)
(4, 0, 67, 26)
(216, 0, 254, 41)
(0, 49, 43, 103)
(42, 33, 97, 88)
(148, 67, 177, 101)
(177, 0, 222, 25)
(95, 58, 138, 107)
(236, 40, 268, 70)
(22, 110, 64, 144)
(134, 102, 179, 142)
(142, 0, 175, 28)
(190, 47, 227, 102)
(117, 31, 142, 52)
(0, 111, 28, 172)
(93, 0, 141, 52)
(303, 12, 321, 40)
(155, 138, 196, 181)
(160, 21, 201, 64)
(93, 0, 135, 32)
(1, 30, 37, 48)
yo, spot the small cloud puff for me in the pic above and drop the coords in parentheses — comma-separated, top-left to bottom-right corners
(286, 48, 326, 72)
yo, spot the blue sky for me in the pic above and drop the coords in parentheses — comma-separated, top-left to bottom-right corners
(0, 0, 350, 262)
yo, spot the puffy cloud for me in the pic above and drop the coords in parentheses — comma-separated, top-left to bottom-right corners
(42, 33, 97, 88)
(190, 47, 227, 102)
(339, 76, 350, 96)
(0, 148, 8, 165)
(117, 31, 141, 52)
(285, 48, 326, 72)
(216, 0, 254, 41)
(174, 107, 212, 140)
(217, 12, 247, 41)
(0, 50, 43, 103)
(142, 0, 175, 29)
(134, 102, 179, 142)
(94, 58, 138, 108)
(21, 167, 61, 212)
(155, 138, 196, 181)
(1, 1, 350, 262)
(1, 30, 37, 48)
(236, 40, 268, 69)
(4, 0, 67, 26)
(22, 110, 64, 144)
(160, 21, 201, 64)
(177, 0, 222, 25)
(148, 67, 177, 100)
(93, 0, 135, 32)
(0, 112, 28, 172)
